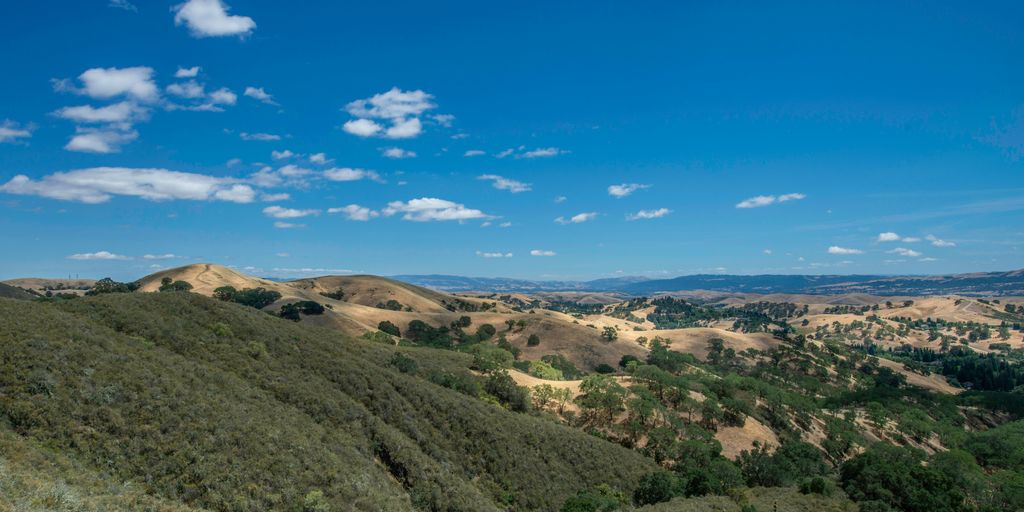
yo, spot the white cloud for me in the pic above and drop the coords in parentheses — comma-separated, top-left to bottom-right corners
(888, 247, 923, 258)
(478, 174, 531, 193)
(143, 253, 178, 260)
(464, 149, 485, 157)
(271, 149, 294, 160)
(328, 204, 380, 221)
(877, 232, 921, 243)
(273, 221, 303, 229)
(626, 208, 671, 220)
(56, 101, 145, 123)
(736, 195, 776, 208)
(0, 120, 32, 143)
(68, 251, 131, 261)
(385, 117, 422, 139)
(323, 167, 382, 182)
(206, 87, 237, 107)
(499, 221, 512, 228)
(68, 66, 158, 102)
(608, 183, 650, 198)
(383, 197, 490, 222)
(530, 249, 556, 257)
(166, 80, 205, 99)
(109, 0, 137, 12)
(175, 66, 200, 78)
(174, 0, 256, 38)
(0, 167, 258, 204)
(342, 88, 436, 139)
(239, 132, 281, 141)
(263, 205, 319, 219)
(244, 86, 277, 105)
(778, 193, 805, 202)
(554, 196, 567, 203)
(919, 257, 938, 262)
(65, 128, 138, 153)
(736, 193, 806, 208)
(309, 152, 331, 164)
(763, 249, 773, 255)
(827, 246, 863, 255)
(926, 234, 956, 247)
(495, 148, 515, 159)
(519, 147, 568, 159)
(555, 212, 597, 224)
(346, 87, 435, 119)
(476, 251, 512, 258)
(342, 118, 383, 137)
(214, 184, 256, 203)
(381, 147, 416, 159)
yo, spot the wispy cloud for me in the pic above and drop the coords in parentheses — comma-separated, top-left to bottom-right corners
(888, 247, 922, 257)
(68, 250, 131, 260)
(143, 253, 179, 260)
(877, 232, 921, 243)
(626, 208, 671, 220)
(380, 147, 416, 159)
(555, 212, 598, 224)
(328, 204, 379, 221)
(478, 174, 531, 193)
(608, 183, 649, 198)
(476, 251, 513, 258)
(827, 246, 863, 255)
(736, 193, 805, 208)
(530, 249, 556, 257)
(0, 120, 33, 143)
(926, 234, 956, 247)
(244, 86, 278, 105)
(239, 132, 281, 141)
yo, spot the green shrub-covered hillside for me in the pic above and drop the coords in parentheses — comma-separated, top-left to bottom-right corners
(0, 293, 657, 511)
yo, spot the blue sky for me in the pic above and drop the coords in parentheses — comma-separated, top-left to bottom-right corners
(1, 1, 1023, 281)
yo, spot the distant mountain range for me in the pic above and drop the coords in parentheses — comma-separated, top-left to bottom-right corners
(393, 269, 1024, 296)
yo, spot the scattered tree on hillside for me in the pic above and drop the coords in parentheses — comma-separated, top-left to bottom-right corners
(378, 320, 400, 337)
(601, 326, 618, 342)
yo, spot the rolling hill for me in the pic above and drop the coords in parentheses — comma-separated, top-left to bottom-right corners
(0, 293, 658, 511)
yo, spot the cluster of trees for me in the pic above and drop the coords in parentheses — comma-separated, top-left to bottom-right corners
(278, 301, 326, 321)
(375, 299, 405, 311)
(213, 286, 282, 309)
(319, 287, 345, 300)
(158, 277, 193, 292)
(643, 297, 794, 334)
(86, 277, 140, 295)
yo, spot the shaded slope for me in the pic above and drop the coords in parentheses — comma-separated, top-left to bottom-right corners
(0, 282, 34, 300)
(0, 294, 657, 511)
